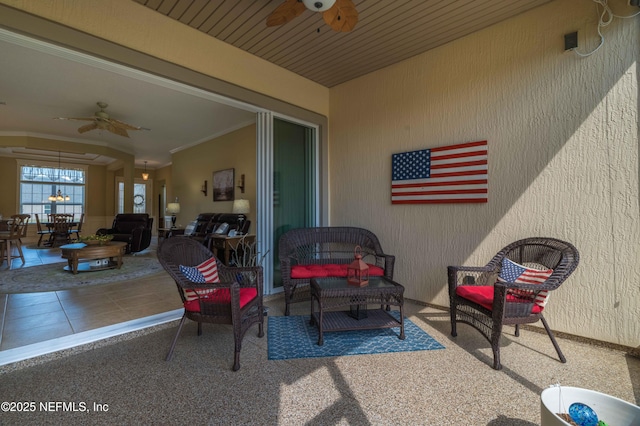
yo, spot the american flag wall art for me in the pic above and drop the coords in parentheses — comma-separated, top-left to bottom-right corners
(391, 140, 488, 204)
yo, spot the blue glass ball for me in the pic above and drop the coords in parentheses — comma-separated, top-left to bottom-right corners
(568, 402, 599, 426)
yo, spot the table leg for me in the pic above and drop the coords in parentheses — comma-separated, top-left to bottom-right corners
(317, 304, 324, 346)
(72, 256, 79, 275)
(310, 295, 316, 326)
(116, 250, 123, 269)
(224, 241, 231, 265)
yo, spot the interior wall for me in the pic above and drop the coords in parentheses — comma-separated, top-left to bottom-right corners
(0, 136, 136, 234)
(171, 124, 257, 229)
(328, 0, 639, 346)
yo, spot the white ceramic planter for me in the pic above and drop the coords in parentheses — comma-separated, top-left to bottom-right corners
(541, 386, 640, 426)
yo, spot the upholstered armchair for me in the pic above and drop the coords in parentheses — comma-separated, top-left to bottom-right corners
(97, 213, 153, 253)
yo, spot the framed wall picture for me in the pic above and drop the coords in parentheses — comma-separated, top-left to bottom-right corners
(213, 168, 235, 201)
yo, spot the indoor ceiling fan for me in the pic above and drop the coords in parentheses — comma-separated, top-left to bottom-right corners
(54, 101, 149, 138)
(267, 0, 358, 32)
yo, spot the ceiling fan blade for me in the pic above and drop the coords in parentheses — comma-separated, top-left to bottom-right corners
(110, 118, 146, 131)
(54, 117, 95, 122)
(266, 0, 306, 27)
(77, 122, 98, 134)
(323, 0, 358, 32)
(107, 124, 130, 138)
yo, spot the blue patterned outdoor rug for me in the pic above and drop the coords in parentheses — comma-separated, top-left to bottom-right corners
(268, 312, 445, 360)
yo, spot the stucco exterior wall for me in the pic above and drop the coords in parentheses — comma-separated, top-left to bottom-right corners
(329, 0, 639, 346)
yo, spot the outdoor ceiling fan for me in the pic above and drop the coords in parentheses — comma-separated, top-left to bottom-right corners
(54, 101, 149, 138)
(267, 0, 358, 32)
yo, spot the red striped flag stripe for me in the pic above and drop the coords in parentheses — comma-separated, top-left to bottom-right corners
(430, 140, 487, 152)
(392, 179, 487, 188)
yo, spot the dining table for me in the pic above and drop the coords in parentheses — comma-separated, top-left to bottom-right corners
(0, 219, 10, 232)
(41, 220, 80, 247)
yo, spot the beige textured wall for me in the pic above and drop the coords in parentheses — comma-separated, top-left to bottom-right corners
(0, 0, 329, 116)
(329, 0, 639, 346)
(172, 124, 257, 228)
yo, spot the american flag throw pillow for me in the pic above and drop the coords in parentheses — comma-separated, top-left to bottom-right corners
(179, 257, 220, 302)
(497, 258, 553, 308)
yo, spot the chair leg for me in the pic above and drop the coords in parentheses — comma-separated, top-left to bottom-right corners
(449, 301, 458, 337)
(540, 315, 566, 363)
(491, 323, 503, 370)
(37, 233, 43, 247)
(233, 332, 242, 371)
(197, 322, 202, 336)
(5, 240, 11, 270)
(166, 315, 187, 361)
(15, 240, 25, 265)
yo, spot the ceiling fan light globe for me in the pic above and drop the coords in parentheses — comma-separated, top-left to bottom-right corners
(302, 0, 335, 12)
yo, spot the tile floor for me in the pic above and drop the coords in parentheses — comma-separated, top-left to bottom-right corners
(0, 238, 180, 352)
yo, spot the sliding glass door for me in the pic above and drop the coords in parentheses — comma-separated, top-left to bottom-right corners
(272, 118, 317, 289)
(256, 113, 318, 295)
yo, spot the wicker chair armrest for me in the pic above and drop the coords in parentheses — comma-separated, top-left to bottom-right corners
(448, 265, 498, 297)
(381, 254, 395, 278)
(448, 265, 495, 284)
(171, 276, 233, 291)
(497, 280, 556, 292)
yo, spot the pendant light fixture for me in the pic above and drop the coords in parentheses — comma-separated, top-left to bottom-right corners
(48, 151, 70, 202)
(142, 161, 149, 181)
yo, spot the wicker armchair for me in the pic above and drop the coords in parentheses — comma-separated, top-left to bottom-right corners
(278, 226, 395, 316)
(157, 237, 264, 371)
(448, 237, 579, 370)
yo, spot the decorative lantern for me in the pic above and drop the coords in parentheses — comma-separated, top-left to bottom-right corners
(347, 245, 369, 286)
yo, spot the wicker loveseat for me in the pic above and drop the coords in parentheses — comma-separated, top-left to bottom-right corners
(278, 226, 395, 316)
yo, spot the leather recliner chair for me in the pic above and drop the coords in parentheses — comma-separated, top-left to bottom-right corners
(97, 213, 153, 253)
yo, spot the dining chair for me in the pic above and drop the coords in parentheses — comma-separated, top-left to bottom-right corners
(49, 215, 73, 247)
(35, 214, 53, 247)
(0, 216, 27, 269)
(10, 214, 30, 243)
(69, 212, 85, 241)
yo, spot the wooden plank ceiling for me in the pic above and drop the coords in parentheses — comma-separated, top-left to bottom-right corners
(134, 0, 551, 88)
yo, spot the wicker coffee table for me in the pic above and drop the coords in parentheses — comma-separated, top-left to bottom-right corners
(310, 276, 405, 345)
(60, 241, 127, 274)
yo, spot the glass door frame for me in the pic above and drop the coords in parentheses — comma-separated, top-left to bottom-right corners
(256, 111, 321, 296)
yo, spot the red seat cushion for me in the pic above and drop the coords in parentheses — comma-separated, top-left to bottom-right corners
(290, 263, 385, 279)
(455, 285, 543, 314)
(184, 287, 257, 312)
